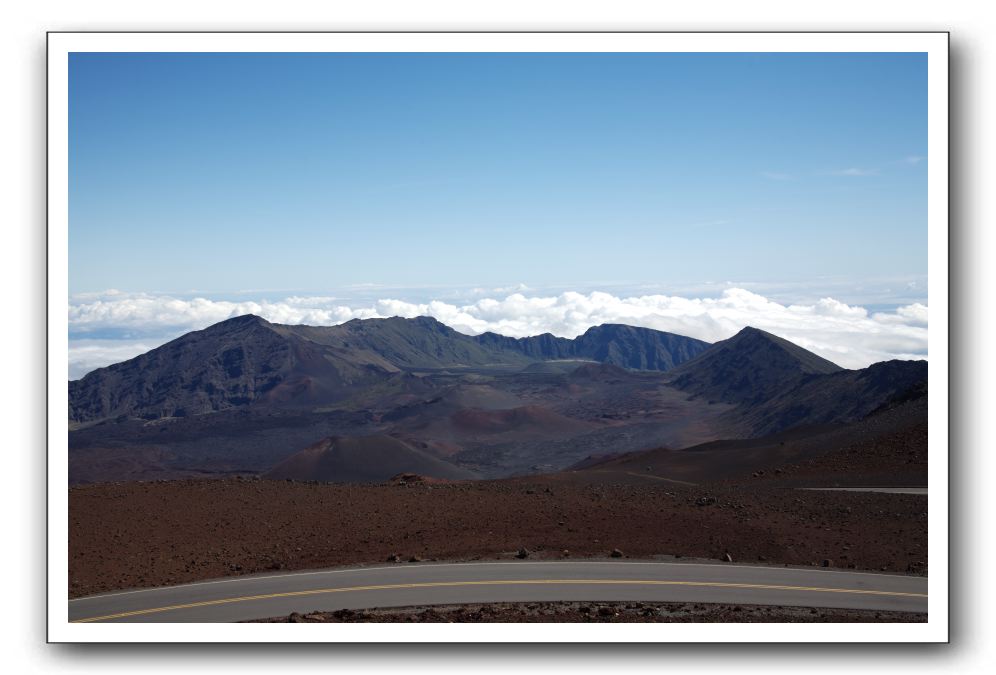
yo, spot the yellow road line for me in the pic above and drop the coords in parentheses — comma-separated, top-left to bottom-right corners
(71, 579, 927, 623)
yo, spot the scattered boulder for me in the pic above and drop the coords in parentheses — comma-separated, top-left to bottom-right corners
(515, 548, 530, 559)
(610, 548, 624, 558)
(561, 549, 570, 557)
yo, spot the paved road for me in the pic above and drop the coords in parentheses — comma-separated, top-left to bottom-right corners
(68, 561, 927, 623)
(799, 487, 928, 495)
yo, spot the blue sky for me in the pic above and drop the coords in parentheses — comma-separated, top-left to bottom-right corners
(69, 52, 927, 298)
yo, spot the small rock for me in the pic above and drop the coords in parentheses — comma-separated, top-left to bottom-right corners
(386, 553, 401, 563)
(610, 548, 624, 558)
(288, 612, 304, 623)
(408, 555, 421, 563)
(696, 496, 717, 507)
(562, 549, 570, 557)
(822, 559, 834, 568)
(722, 553, 733, 563)
(515, 548, 530, 559)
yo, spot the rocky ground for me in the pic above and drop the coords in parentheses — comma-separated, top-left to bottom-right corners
(249, 601, 926, 623)
(68, 474, 927, 599)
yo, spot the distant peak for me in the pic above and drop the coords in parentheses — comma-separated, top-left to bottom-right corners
(411, 315, 446, 326)
(215, 314, 270, 328)
(582, 323, 624, 334)
(728, 326, 795, 346)
(720, 326, 842, 373)
(398, 315, 453, 332)
(733, 326, 771, 338)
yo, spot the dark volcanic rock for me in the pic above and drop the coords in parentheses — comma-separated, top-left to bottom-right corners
(70, 316, 278, 422)
(69, 315, 709, 424)
(475, 323, 710, 372)
(736, 359, 928, 436)
(576, 396, 927, 487)
(667, 326, 843, 406)
(68, 315, 398, 423)
(667, 326, 926, 436)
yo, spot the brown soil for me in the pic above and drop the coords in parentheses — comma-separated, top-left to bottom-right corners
(249, 601, 926, 623)
(68, 475, 926, 599)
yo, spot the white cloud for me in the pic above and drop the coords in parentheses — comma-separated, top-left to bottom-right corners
(68, 288, 928, 376)
(68, 339, 162, 380)
(829, 167, 880, 177)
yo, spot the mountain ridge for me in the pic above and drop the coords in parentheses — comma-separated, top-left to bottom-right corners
(475, 323, 711, 370)
(68, 314, 927, 484)
(69, 314, 713, 423)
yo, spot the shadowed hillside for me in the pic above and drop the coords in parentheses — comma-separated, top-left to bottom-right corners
(69, 315, 714, 424)
(667, 326, 843, 405)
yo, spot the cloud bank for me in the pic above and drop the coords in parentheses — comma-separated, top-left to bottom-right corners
(68, 288, 928, 377)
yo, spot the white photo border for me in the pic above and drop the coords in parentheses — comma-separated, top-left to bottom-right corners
(47, 31, 949, 643)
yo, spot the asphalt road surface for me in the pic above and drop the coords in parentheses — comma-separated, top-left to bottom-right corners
(69, 561, 927, 623)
